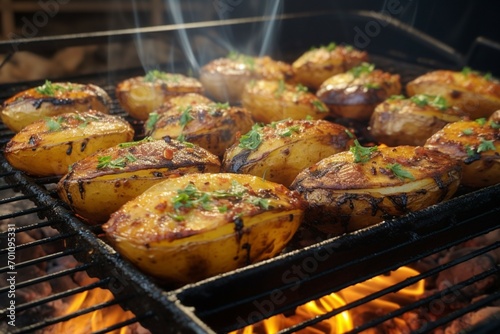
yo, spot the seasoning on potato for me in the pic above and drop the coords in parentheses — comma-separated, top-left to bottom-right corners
(57, 137, 221, 224)
(290, 144, 462, 235)
(369, 94, 468, 146)
(102, 173, 307, 285)
(425, 117, 500, 188)
(145, 101, 254, 158)
(316, 62, 401, 121)
(0, 80, 112, 132)
(241, 79, 330, 123)
(291, 42, 369, 90)
(199, 51, 293, 103)
(115, 70, 204, 120)
(4, 110, 134, 177)
(222, 119, 355, 187)
(406, 67, 500, 119)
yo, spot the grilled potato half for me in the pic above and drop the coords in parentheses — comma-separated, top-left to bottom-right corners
(199, 52, 293, 103)
(1, 80, 111, 132)
(369, 94, 468, 146)
(241, 80, 330, 123)
(145, 102, 254, 158)
(222, 119, 354, 187)
(406, 68, 500, 119)
(102, 173, 306, 284)
(4, 110, 134, 176)
(116, 70, 204, 120)
(290, 145, 461, 235)
(291, 43, 369, 90)
(57, 138, 221, 224)
(425, 118, 500, 188)
(316, 63, 401, 121)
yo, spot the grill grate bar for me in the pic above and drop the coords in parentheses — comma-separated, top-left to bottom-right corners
(0, 262, 91, 294)
(0, 182, 19, 191)
(0, 248, 82, 273)
(13, 277, 110, 314)
(0, 194, 35, 205)
(0, 205, 50, 220)
(3, 218, 60, 234)
(277, 243, 500, 334)
(0, 232, 76, 254)
(11, 293, 136, 334)
(346, 267, 500, 334)
(91, 310, 155, 334)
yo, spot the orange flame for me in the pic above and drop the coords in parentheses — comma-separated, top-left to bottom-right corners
(233, 266, 424, 333)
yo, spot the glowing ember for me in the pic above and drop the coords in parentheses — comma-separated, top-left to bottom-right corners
(233, 266, 424, 333)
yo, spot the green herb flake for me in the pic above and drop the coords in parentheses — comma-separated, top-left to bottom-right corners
(214, 102, 230, 109)
(45, 117, 63, 132)
(410, 94, 448, 110)
(477, 138, 496, 153)
(465, 145, 477, 157)
(461, 67, 473, 76)
(490, 121, 500, 129)
(35, 80, 67, 96)
(280, 125, 301, 137)
(227, 51, 255, 70)
(350, 139, 378, 163)
(145, 112, 159, 133)
(97, 156, 127, 169)
(218, 205, 228, 213)
(119, 136, 155, 148)
(295, 84, 308, 93)
(312, 100, 328, 112)
(247, 197, 270, 210)
(275, 79, 286, 97)
(364, 82, 380, 89)
(239, 123, 263, 150)
(349, 63, 375, 78)
(386, 163, 415, 181)
(484, 72, 493, 81)
(344, 44, 354, 52)
(324, 42, 337, 51)
(125, 153, 137, 163)
(475, 118, 487, 126)
(144, 70, 180, 83)
(179, 105, 194, 127)
(387, 95, 406, 101)
(461, 128, 474, 136)
(345, 129, 355, 139)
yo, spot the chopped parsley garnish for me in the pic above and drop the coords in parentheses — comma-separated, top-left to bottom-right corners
(345, 129, 355, 138)
(350, 139, 378, 163)
(280, 125, 301, 137)
(477, 138, 496, 153)
(465, 145, 477, 158)
(275, 79, 286, 97)
(177, 106, 194, 143)
(323, 42, 337, 51)
(227, 51, 255, 70)
(45, 117, 64, 132)
(119, 136, 155, 148)
(97, 156, 127, 169)
(35, 80, 68, 96)
(387, 95, 406, 101)
(312, 100, 328, 112)
(364, 82, 380, 89)
(484, 72, 493, 81)
(461, 66, 473, 76)
(145, 112, 159, 133)
(386, 163, 415, 180)
(344, 44, 354, 52)
(214, 102, 230, 109)
(349, 62, 375, 78)
(239, 123, 263, 150)
(410, 94, 448, 110)
(475, 118, 487, 126)
(490, 121, 500, 129)
(296, 84, 308, 93)
(169, 180, 270, 221)
(144, 70, 180, 83)
(461, 128, 474, 136)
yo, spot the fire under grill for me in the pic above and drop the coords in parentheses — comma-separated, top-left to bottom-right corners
(1, 10, 500, 334)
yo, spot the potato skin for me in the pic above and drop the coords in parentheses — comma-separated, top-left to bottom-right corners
(116, 71, 204, 120)
(291, 43, 369, 90)
(222, 119, 355, 187)
(4, 110, 134, 176)
(102, 173, 306, 284)
(317, 65, 401, 121)
(57, 138, 221, 224)
(290, 146, 461, 235)
(406, 70, 500, 119)
(199, 54, 293, 103)
(0, 82, 111, 132)
(241, 80, 330, 123)
(369, 95, 468, 146)
(146, 103, 254, 158)
(425, 119, 500, 188)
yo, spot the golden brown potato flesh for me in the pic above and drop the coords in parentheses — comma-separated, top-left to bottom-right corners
(241, 79, 330, 123)
(4, 110, 134, 177)
(0, 81, 111, 132)
(425, 118, 500, 188)
(290, 145, 461, 235)
(222, 119, 355, 187)
(291, 43, 369, 90)
(115, 70, 204, 120)
(316, 63, 401, 121)
(102, 173, 306, 285)
(369, 94, 468, 146)
(489, 109, 500, 123)
(145, 102, 254, 158)
(57, 138, 221, 224)
(406, 68, 500, 119)
(199, 52, 293, 103)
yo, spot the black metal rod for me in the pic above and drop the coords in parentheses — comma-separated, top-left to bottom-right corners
(0, 248, 81, 274)
(0, 232, 75, 254)
(91, 311, 154, 334)
(0, 194, 35, 205)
